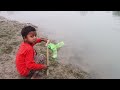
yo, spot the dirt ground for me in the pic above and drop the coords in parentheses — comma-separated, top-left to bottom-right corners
(0, 16, 91, 79)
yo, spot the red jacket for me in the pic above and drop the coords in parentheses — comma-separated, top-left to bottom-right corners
(16, 38, 46, 76)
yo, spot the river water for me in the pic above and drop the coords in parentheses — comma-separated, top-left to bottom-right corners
(1, 11, 120, 79)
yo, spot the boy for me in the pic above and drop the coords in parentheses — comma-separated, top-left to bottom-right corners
(16, 26, 48, 79)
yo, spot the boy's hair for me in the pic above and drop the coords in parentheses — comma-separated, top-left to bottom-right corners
(21, 26, 36, 39)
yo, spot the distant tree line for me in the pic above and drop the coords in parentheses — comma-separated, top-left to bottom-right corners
(112, 11, 120, 17)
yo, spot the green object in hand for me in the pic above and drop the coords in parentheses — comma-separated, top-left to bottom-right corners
(47, 41, 64, 59)
(56, 41, 64, 49)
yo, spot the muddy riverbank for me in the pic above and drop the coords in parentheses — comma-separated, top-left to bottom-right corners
(0, 16, 91, 79)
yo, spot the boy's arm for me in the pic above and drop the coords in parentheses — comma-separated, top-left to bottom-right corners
(25, 49, 46, 70)
(35, 38, 42, 43)
(35, 38, 47, 44)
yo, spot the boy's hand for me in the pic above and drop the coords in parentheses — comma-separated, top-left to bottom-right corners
(45, 40, 50, 46)
(41, 38, 48, 43)
(43, 65, 49, 69)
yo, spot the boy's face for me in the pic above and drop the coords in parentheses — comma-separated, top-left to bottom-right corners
(24, 31, 37, 44)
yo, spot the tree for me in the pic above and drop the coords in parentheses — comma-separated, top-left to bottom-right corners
(112, 11, 120, 17)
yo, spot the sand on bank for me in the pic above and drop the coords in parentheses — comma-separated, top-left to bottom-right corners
(0, 16, 90, 79)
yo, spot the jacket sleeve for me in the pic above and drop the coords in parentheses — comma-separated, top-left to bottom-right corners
(36, 38, 42, 43)
(25, 48, 45, 70)
(32, 38, 42, 46)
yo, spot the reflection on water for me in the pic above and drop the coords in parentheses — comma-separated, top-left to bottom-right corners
(112, 11, 120, 25)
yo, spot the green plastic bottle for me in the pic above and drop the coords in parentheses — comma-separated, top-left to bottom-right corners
(56, 41, 64, 49)
(47, 41, 64, 59)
